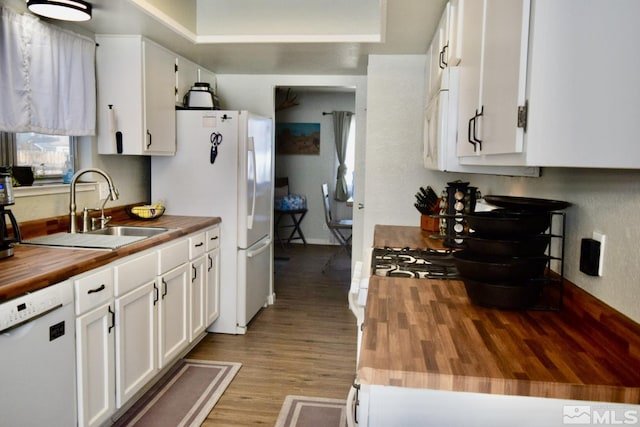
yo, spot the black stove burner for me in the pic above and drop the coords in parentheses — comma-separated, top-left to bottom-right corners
(372, 247, 458, 280)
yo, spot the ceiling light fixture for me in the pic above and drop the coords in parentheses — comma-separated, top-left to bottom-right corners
(26, 0, 92, 22)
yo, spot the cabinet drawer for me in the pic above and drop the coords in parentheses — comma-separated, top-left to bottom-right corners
(114, 251, 158, 297)
(74, 268, 114, 315)
(206, 227, 220, 251)
(158, 238, 189, 274)
(189, 232, 206, 260)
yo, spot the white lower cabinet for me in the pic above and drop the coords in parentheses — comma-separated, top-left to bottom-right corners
(205, 227, 221, 324)
(114, 282, 157, 406)
(205, 246, 220, 326)
(74, 267, 115, 427)
(74, 227, 218, 426)
(113, 251, 158, 408)
(157, 263, 190, 369)
(188, 231, 207, 341)
(190, 254, 207, 341)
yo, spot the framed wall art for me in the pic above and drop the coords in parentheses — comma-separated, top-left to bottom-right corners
(275, 122, 320, 155)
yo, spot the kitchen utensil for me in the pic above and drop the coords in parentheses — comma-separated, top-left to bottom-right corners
(183, 82, 220, 109)
(415, 186, 440, 216)
(484, 195, 571, 212)
(453, 250, 548, 283)
(0, 169, 21, 258)
(11, 166, 34, 186)
(464, 234, 550, 257)
(462, 278, 543, 310)
(442, 181, 480, 247)
(465, 210, 551, 238)
(0, 167, 14, 205)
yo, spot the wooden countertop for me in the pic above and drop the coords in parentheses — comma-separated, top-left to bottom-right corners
(359, 225, 640, 404)
(0, 210, 220, 303)
(373, 224, 444, 250)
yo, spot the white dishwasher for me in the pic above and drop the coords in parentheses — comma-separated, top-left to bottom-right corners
(0, 280, 76, 427)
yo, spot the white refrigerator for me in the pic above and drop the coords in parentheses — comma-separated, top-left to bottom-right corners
(152, 110, 274, 334)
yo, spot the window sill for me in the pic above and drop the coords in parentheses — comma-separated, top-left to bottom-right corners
(13, 182, 98, 198)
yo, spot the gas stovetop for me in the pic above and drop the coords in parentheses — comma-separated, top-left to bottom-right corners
(372, 247, 459, 280)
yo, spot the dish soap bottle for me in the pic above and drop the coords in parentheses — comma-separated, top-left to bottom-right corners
(62, 161, 73, 184)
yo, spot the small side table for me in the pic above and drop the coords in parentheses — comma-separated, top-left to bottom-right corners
(274, 208, 308, 247)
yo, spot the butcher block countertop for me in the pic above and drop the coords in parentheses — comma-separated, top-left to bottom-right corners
(358, 225, 640, 404)
(0, 208, 220, 303)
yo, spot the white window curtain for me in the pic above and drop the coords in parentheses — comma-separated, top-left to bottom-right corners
(331, 110, 353, 202)
(0, 7, 96, 136)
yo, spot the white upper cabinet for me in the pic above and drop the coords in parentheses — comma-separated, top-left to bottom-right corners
(426, 3, 450, 100)
(456, 0, 530, 158)
(176, 56, 218, 107)
(456, 0, 640, 169)
(447, 0, 463, 67)
(96, 35, 176, 156)
(176, 56, 198, 106)
(523, 0, 640, 168)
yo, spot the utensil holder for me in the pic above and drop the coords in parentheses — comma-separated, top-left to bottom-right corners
(420, 215, 439, 232)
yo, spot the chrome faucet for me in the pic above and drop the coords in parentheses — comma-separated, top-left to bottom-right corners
(69, 168, 120, 233)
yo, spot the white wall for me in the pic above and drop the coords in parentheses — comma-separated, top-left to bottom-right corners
(364, 55, 640, 323)
(275, 90, 355, 244)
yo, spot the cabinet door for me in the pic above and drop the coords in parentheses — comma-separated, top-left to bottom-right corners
(76, 302, 115, 427)
(205, 248, 220, 326)
(158, 264, 189, 369)
(447, 0, 463, 66)
(114, 280, 157, 408)
(478, 0, 529, 155)
(190, 255, 206, 340)
(95, 35, 144, 155)
(143, 40, 177, 155)
(176, 56, 198, 106)
(198, 67, 217, 92)
(525, 0, 640, 168)
(457, 0, 529, 157)
(455, 0, 484, 157)
(427, 4, 449, 100)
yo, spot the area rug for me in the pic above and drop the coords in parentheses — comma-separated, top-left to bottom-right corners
(113, 359, 241, 427)
(275, 395, 347, 427)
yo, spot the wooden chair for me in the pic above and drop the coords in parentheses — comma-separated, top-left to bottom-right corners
(321, 183, 352, 270)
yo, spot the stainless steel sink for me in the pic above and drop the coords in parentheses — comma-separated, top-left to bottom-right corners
(21, 226, 173, 250)
(88, 225, 171, 237)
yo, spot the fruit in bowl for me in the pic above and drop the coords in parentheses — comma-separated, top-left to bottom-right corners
(127, 202, 165, 219)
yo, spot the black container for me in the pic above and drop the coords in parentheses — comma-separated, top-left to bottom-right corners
(464, 234, 550, 257)
(462, 279, 543, 310)
(466, 210, 551, 238)
(453, 250, 548, 283)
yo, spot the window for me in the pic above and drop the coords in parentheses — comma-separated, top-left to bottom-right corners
(345, 119, 356, 196)
(1, 132, 76, 182)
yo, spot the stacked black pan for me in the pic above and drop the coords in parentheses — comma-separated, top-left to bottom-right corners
(453, 196, 571, 310)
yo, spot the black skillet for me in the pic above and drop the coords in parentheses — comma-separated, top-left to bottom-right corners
(484, 195, 571, 212)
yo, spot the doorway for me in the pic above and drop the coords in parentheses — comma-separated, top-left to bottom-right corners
(273, 86, 356, 247)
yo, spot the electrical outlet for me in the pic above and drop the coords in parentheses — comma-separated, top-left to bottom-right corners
(98, 182, 110, 199)
(592, 231, 606, 277)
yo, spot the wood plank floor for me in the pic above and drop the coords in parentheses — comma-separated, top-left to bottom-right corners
(187, 244, 357, 426)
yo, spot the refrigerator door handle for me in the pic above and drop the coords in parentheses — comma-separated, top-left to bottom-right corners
(247, 238, 271, 258)
(247, 136, 257, 230)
